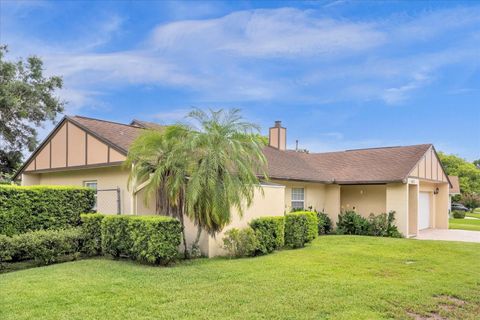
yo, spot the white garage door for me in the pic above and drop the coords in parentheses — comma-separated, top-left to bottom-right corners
(419, 192, 431, 230)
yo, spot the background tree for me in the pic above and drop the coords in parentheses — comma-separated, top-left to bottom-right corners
(473, 159, 480, 170)
(0, 45, 64, 181)
(438, 152, 480, 195)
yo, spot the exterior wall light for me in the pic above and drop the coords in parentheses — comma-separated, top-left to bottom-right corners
(434, 187, 439, 195)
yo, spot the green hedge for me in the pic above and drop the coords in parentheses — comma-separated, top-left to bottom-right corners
(101, 215, 182, 264)
(250, 216, 285, 254)
(0, 185, 95, 236)
(101, 216, 132, 258)
(80, 213, 105, 256)
(284, 211, 318, 248)
(0, 228, 84, 265)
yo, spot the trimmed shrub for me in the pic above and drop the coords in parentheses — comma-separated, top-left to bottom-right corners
(1, 228, 84, 265)
(101, 216, 132, 258)
(0, 185, 95, 236)
(452, 210, 466, 219)
(101, 215, 181, 264)
(337, 211, 403, 238)
(80, 213, 105, 256)
(336, 211, 369, 235)
(223, 227, 259, 258)
(284, 211, 318, 248)
(128, 216, 182, 264)
(0, 235, 14, 263)
(317, 212, 332, 235)
(250, 216, 285, 254)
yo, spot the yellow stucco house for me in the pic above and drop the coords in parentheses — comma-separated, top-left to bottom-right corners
(14, 115, 453, 257)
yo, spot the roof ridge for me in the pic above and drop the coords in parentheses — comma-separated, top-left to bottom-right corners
(305, 143, 433, 155)
(344, 144, 432, 152)
(70, 115, 140, 129)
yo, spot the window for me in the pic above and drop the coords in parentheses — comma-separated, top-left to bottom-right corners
(83, 181, 98, 211)
(291, 188, 305, 210)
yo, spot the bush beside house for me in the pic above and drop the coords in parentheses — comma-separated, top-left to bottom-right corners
(0, 228, 84, 265)
(223, 227, 259, 258)
(317, 212, 332, 235)
(250, 216, 285, 254)
(284, 211, 318, 248)
(101, 215, 182, 264)
(80, 213, 105, 256)
(0, 185, 95, 236)
(336, 211, 402, 238)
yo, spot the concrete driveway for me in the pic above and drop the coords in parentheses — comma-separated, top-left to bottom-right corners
(415, 229, 480, 243)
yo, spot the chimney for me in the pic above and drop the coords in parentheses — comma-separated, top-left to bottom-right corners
(269, 121, 286, 151)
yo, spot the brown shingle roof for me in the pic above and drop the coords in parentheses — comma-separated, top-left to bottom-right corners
(70, 116, 433, 184)
(68, 116, 145, 153)
(448, 176, 460, 194)
(18, 115, 436, 185)
(130, 119, 164, 131)
(264, 144, 432, 184)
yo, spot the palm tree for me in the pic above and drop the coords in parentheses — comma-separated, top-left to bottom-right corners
(126, 108, 268, 257)
(125, 126, 191, 257)
(183, 108, 268, 250)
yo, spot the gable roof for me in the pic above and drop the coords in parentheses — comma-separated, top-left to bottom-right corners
(16, 115, 449, 186)
(69, 116, 144, 153)
(448, 176, 460, 194)
(264, 144, 433, 184)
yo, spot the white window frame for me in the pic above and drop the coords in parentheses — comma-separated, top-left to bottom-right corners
(83, 180, 98, 211)
(291, 187, 305, 210)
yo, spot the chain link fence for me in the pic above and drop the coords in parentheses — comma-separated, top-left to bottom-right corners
(96, 187, 121, 214)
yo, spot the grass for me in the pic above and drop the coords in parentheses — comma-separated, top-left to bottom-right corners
(1, 236, 479, 320)
(449, 218, 480, 231)
(466, 212, 480, 219)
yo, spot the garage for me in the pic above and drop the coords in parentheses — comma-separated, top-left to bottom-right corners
(419, 192, 431, 230)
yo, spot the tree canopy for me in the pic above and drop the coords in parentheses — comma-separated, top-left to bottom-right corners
(438, 152, 480, 195)
(0, 45, 64, 180)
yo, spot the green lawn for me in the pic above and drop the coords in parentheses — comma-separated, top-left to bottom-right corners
(1, 236, 479, 320)
(466, 212, 480, 219)
(449, 218, 480, 231)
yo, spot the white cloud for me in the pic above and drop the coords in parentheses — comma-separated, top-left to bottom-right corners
(150, 8, 386, 57)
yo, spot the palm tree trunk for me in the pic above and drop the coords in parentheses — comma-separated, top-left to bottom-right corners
(179, 190, 189, 259)
(193, 224, 202, 249)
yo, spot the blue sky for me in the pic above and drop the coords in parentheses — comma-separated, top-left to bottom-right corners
(2, 0, 479, 160)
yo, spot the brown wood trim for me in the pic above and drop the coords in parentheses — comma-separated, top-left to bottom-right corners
(34, 158, 36, 171)
(85, 132, 88, 165)
(66, 121, 69, 167)
(67, 116, 129, 155)
(107, 146, 111, 163)
(12, 117, 70, 180)
(13, 116, 131, 181)
(424, 154, 427, 178)
(25, 161, 124, 174)
(49, 141, 52, 169)
(431, 145, 452, 187)
(430, 149, 433, 179)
